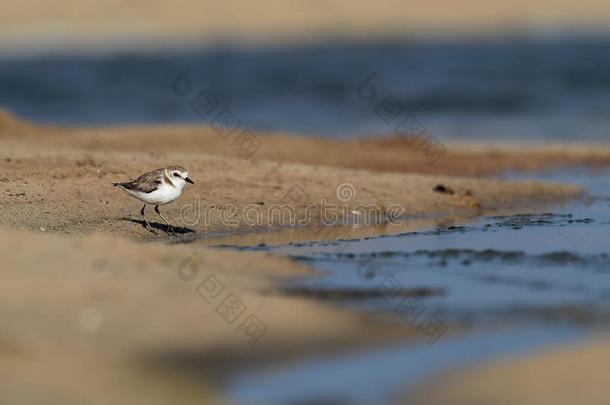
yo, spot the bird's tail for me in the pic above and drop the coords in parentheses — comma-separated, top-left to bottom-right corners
(112, 183, 124, 188)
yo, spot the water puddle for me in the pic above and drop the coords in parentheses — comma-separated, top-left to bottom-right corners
(223, 168, 610, 404)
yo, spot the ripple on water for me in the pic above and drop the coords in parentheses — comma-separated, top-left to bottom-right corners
(224, 168, 610, 405)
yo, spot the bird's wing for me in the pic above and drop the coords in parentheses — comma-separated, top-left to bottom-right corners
(118, 169, 164, 193)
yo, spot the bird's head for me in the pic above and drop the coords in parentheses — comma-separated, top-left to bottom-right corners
(166, 166, 194, 188)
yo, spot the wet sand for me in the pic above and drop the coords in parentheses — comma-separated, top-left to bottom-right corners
(1, 108, 609, 403)
(405, 335, 610, 405)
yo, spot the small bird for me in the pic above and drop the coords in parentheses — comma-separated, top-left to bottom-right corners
(113, 166, 194, 234)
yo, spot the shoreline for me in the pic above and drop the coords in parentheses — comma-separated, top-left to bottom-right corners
(1, 108, 609, 403)
(0, 108, 595, 240)
(405, 333, 610, 405)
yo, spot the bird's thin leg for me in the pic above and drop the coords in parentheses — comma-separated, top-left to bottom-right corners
(140, 204, 157, 234)
(155, 205, 175, 234)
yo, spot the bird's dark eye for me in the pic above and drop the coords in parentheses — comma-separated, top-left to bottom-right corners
(173, 173, 179, 177)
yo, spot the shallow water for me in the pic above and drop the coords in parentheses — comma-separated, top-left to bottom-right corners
(227, 327, 584, 405)
(237, 169, 610, 326)
(223, 168, 610, 404)
(3, 38, 610, 141)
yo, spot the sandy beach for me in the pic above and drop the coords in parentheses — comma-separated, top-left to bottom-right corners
(0, 108, 599, 239)
(1, 107, 609, 403)
(3, 0, 610, 400)
(405, 335, 610, 405)
(2, 0, 610, 53)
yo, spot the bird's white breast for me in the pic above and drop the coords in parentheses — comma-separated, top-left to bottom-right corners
(127, 181, 182, 205)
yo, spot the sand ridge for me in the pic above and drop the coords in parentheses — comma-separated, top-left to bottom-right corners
(0, 110, 595, 240)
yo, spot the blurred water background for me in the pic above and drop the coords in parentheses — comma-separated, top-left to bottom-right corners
(1, 36, 610, 141)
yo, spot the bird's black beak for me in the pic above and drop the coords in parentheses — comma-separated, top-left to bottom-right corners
(185, 177, 194, 184)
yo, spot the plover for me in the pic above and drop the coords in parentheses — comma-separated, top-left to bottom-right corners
(113, 166, 194, 234)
